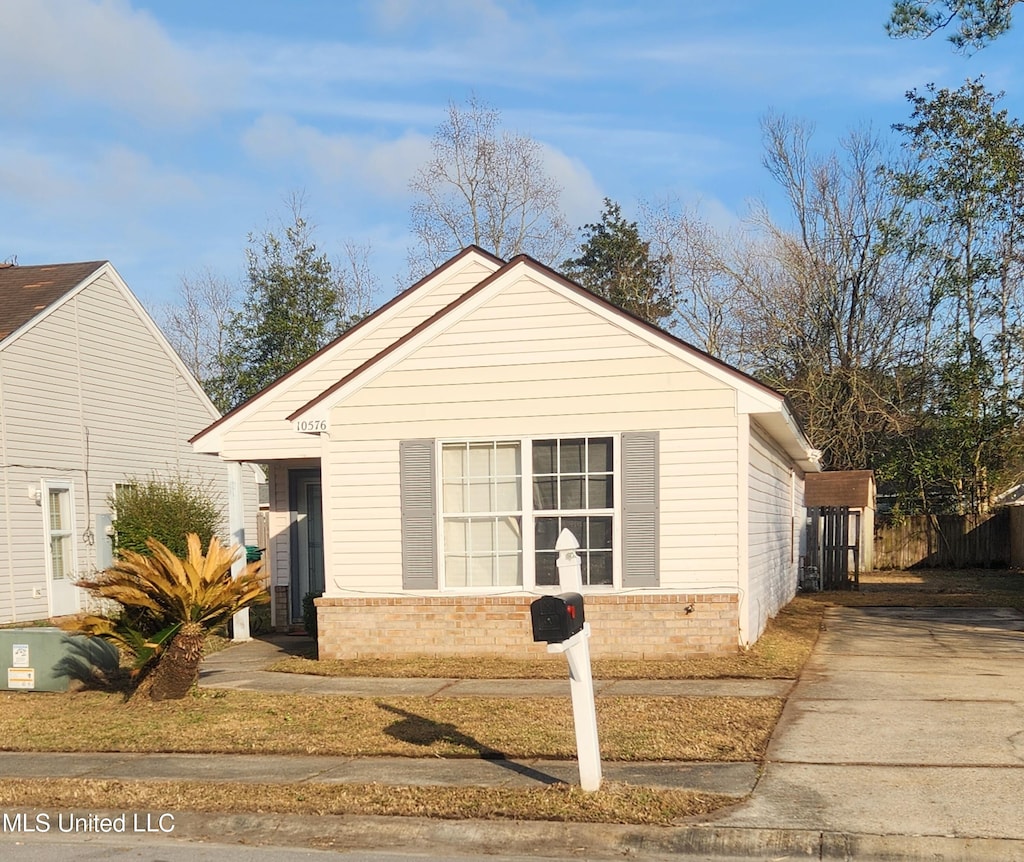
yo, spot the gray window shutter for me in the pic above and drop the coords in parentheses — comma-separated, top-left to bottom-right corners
(400, 439, 438, 589)
(622, 431, 659, 587)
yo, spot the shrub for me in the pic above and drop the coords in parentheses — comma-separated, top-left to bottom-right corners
(302, 591, 322, 640)
(110, 473, 223, 559)
(76, 534, 268, 700)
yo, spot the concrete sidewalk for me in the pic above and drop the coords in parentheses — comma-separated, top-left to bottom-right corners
(4, 606, 1024, 860)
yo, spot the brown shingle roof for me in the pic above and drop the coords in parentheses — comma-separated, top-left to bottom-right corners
(0, 261, 106, 342)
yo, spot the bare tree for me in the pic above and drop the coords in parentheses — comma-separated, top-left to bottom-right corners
(640, 198, 750, 364)
(159, 267, 238, 400)
(741, 115, 924, 473)
(408, 95, 573, 276)
(333, 239, 378, 328)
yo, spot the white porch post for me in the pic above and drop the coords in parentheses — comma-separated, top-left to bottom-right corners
(550, 528, 602, 792)
(228, 461, 250, 642)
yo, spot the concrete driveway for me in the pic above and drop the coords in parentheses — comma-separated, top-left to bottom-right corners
(713, 606, 1024, 842)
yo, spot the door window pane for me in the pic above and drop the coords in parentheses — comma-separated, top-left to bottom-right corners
(46, 486, 73, 580)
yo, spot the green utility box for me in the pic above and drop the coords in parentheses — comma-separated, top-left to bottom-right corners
(0, 628, 119, 692)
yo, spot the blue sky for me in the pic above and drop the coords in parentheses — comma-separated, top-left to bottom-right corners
(2, 0, 1022, 315)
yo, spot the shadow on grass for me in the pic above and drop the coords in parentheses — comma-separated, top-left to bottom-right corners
(377, 702, 565, 785)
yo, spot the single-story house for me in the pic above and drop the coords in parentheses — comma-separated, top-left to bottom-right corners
(192, 248, 820, 659)
(0, 260, 261, 623)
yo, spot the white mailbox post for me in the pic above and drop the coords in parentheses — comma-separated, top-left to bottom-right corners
(548, 528, 602, 792)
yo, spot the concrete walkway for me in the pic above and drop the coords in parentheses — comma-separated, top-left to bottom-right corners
(4, 606, 1024, 860)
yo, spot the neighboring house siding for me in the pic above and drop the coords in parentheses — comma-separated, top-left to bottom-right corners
(214, 257, 501, 460)
(321, 279, 740, 595)
(746, 422, 801, 643)
(0, 270, 258, 623)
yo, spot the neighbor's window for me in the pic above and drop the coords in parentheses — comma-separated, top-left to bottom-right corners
(441, 442, 523, 587)
(44, 484, 74, 580)
(533, 437, 614, 586)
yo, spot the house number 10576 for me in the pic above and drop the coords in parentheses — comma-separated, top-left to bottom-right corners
(295, 419, 327, 433)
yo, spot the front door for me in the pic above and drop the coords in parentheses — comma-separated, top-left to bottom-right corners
(291, 472, 324, 623)
(44, 481, 80, 617)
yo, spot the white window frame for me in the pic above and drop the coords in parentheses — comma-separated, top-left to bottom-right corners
(436, 435, 620, 593)
(110, 480, 135, 522)
(532, 436, 617, 589)
(42, 479, 77, 582)
(439, 440, 524, 589)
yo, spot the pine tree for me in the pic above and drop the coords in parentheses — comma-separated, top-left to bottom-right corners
(563, 199, 673, 326)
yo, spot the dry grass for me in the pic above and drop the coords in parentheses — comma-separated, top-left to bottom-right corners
(0, 690, 780, 762)
(0, 593, 827, 825)
(806, 568, 1024, 609)
(0, 778, 734, 826)
(269, 597, 826, 681)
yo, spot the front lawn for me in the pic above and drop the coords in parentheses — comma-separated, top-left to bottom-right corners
(0, 690, 780, 762)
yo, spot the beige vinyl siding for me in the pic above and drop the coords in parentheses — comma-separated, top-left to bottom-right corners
(321, 278, 741, 595)
(745, 422, 800, 642)
(267, 462, 292, 590)
(215, 256, 500, 460)
(0, 270, 259, 623)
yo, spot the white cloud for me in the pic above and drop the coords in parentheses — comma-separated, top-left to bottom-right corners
(0, 0, 236, 122)
(0, 140, 204, 218)
(241, 114, 432, 197)
(0, 146, 82, 205)
(539, 145, 604, 227)
(94, 146, 203, 204)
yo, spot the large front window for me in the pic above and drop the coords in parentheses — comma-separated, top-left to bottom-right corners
(440, 436, 614, 589)
(441, 442, 523, 587)
(533, 438, 614, 586)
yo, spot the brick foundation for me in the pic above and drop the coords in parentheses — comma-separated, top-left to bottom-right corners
(315, 593, 739, 660)
(273, 585, 290, 630)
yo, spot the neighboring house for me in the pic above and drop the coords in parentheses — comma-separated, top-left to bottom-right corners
(192, 248, 821, 659)
(0, 261, 260, 624)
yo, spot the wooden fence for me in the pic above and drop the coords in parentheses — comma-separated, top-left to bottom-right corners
(873, 509, 1011, 569)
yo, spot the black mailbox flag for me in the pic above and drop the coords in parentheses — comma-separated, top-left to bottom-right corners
(530, 592, 585, 644)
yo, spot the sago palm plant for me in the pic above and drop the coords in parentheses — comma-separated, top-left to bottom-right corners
(77, 533, 268, 701)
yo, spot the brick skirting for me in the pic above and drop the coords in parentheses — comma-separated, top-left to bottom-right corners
(315, 593, 739, 660)
(273, 585, 290, 629)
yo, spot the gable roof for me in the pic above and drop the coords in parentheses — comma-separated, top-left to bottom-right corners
(190, 245, 505, 448)
(192, 248, 821, 471)
(290, 253, 789, 421)
(0, 261, 106, 342)
(0, 259, 238, 431)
